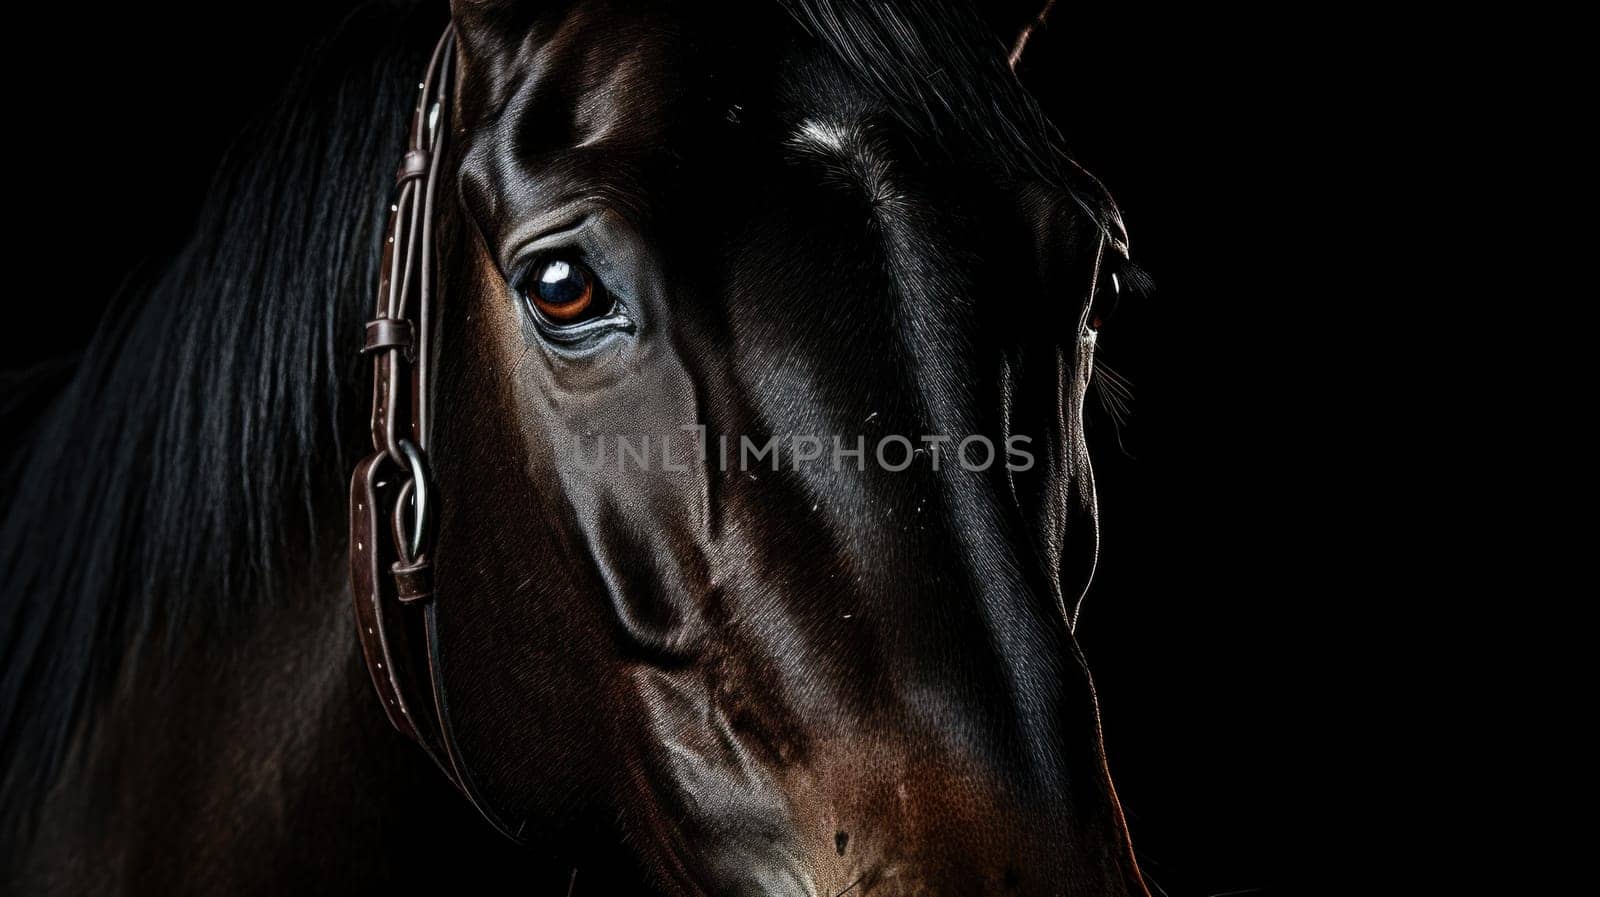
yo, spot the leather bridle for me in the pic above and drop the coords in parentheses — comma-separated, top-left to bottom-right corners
(348, 26, 524, 842)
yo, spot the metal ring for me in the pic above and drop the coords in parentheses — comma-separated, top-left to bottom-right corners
(395, 438, 433, 561)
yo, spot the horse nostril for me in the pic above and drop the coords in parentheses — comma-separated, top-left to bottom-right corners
(835, 830, 849, 856)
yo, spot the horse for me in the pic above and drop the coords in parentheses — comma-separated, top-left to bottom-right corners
(1, 1, 1148, 893)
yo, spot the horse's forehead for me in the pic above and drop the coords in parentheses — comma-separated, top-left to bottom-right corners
(461, 13, 840, 148)
(454, 4, 691, 219)
(454, 8, 888, 251)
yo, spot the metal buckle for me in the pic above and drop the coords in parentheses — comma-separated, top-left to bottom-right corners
(392, 438, 433, 566)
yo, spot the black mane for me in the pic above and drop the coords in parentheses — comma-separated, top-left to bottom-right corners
(0, 2, 441, 828)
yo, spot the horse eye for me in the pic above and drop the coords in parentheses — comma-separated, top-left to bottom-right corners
(1091, 270, 1122, 331)
(524, 258, 607, 324)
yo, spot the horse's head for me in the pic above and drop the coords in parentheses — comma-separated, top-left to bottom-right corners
(425, 1, 1141, 892)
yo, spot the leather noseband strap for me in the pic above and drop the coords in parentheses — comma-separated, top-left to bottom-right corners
(348, 25, 525, 843)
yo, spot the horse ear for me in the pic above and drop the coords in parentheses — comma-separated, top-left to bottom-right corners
(979, 0, 1057, 69)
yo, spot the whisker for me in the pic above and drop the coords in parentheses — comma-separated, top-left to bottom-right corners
(1093, 359, 1135, 425)
(1091, 358, 1137, 457)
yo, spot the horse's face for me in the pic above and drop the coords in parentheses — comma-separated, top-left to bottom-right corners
(430, 2, 1139, 893)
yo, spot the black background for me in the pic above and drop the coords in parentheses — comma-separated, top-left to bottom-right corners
(8, 4, 1329, 894)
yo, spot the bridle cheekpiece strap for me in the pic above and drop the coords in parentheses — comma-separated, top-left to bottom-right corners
(347, 25, 525, 843)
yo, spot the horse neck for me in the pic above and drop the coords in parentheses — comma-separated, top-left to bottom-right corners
(16, 560, 528, 893)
